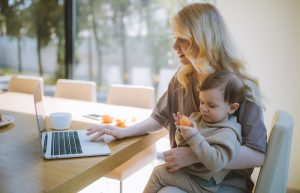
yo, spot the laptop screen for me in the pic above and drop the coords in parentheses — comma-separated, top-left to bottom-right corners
(33, 83, 48, 156)
(33, 83, 47, 133)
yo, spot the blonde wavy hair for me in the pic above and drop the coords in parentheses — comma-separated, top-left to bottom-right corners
(172, 3, 261, 105)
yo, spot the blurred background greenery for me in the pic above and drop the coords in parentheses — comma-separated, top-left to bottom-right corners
(0, 0, 211, 100)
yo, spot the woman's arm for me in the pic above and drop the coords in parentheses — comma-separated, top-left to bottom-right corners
(87, 117, 163, 140)
(120, 117, 164, 137)
(225, 145, 265, 169)
(163, 145, 265, 173)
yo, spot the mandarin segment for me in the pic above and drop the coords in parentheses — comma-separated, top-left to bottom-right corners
(179, 116, 192, 127)
(102, 115, 113, 123)
(115, 119, 126, 128)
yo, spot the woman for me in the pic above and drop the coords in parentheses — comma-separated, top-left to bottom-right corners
(87, 3, 267, 193)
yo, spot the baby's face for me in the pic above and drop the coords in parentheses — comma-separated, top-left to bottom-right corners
(199, 88, 232, 123)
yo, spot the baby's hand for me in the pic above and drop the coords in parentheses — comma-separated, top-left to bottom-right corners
(173, 112, 192, 127)
(174, 112, 196, 139)
(179, 115, 192, 127)
(176, 120, 197, 140)
(173, 112, 181, 126)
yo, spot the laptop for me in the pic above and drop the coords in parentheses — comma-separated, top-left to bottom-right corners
(33, 83, 111, 159)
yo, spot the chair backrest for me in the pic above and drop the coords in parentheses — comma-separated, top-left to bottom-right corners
(106, 84, 155, 108)
(8, 74, 44, 94)
(254, 110, 294, 193)
(54, 79, 97, 102)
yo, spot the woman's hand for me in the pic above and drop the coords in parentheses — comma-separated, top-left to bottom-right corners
(86, 125, 125, 141)
(86, 117, 164, 142)
(163, 146, 198, 173)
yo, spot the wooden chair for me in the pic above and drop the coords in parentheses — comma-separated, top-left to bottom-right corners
(157, 110, 294, 193)
(106, 84, 156, 193)
(8, 74, 44, 94)
(54, 79, 97, 102)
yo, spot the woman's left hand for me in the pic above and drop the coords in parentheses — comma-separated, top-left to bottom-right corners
(163, 146, 198, 173)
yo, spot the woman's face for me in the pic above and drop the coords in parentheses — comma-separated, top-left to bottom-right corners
(172, 36, 191, 65)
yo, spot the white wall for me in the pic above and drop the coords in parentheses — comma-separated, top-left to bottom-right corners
(217, 0, 300, 190)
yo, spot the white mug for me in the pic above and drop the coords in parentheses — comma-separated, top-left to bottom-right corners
(49, 112, 72, 130)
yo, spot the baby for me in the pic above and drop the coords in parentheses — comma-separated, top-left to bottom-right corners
(143, 71, 245, 193)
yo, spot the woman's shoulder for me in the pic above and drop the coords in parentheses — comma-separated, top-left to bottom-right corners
(239, 98, 261, 111)
(243, 79, 263, 106)
(167, 73, 187, 95)
(167, 74, 179, 88)
(236, 98, 265, 131)
(238, 99, 261, 116)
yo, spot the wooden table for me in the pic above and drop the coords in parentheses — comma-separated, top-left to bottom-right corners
(0, 92, 167, 193)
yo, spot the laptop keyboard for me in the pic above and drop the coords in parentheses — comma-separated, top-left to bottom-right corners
(51, 131, 82, 156)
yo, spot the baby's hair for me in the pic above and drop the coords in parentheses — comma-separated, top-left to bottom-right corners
(200, 71, 245, 104)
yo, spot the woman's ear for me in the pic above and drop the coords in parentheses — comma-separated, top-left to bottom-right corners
(229, 103, 239, 114)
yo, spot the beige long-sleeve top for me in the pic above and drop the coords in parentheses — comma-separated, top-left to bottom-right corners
(175, 113, 242, 186)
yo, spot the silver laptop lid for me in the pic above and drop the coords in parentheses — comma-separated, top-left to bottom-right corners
(33, 83, 47, 156)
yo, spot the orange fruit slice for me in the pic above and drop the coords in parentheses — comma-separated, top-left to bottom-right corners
(179, 116, 192, 127)
(102, 115, 113, 124)
(115, 119, 126, 128)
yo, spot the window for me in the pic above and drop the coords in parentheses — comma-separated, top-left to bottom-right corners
(75, 0, 203, 100)
(0, 0, 214, 100)
(0, 0, 65, 91)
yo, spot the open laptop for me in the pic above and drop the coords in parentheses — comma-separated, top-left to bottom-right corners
(33, 83, 111, 159)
